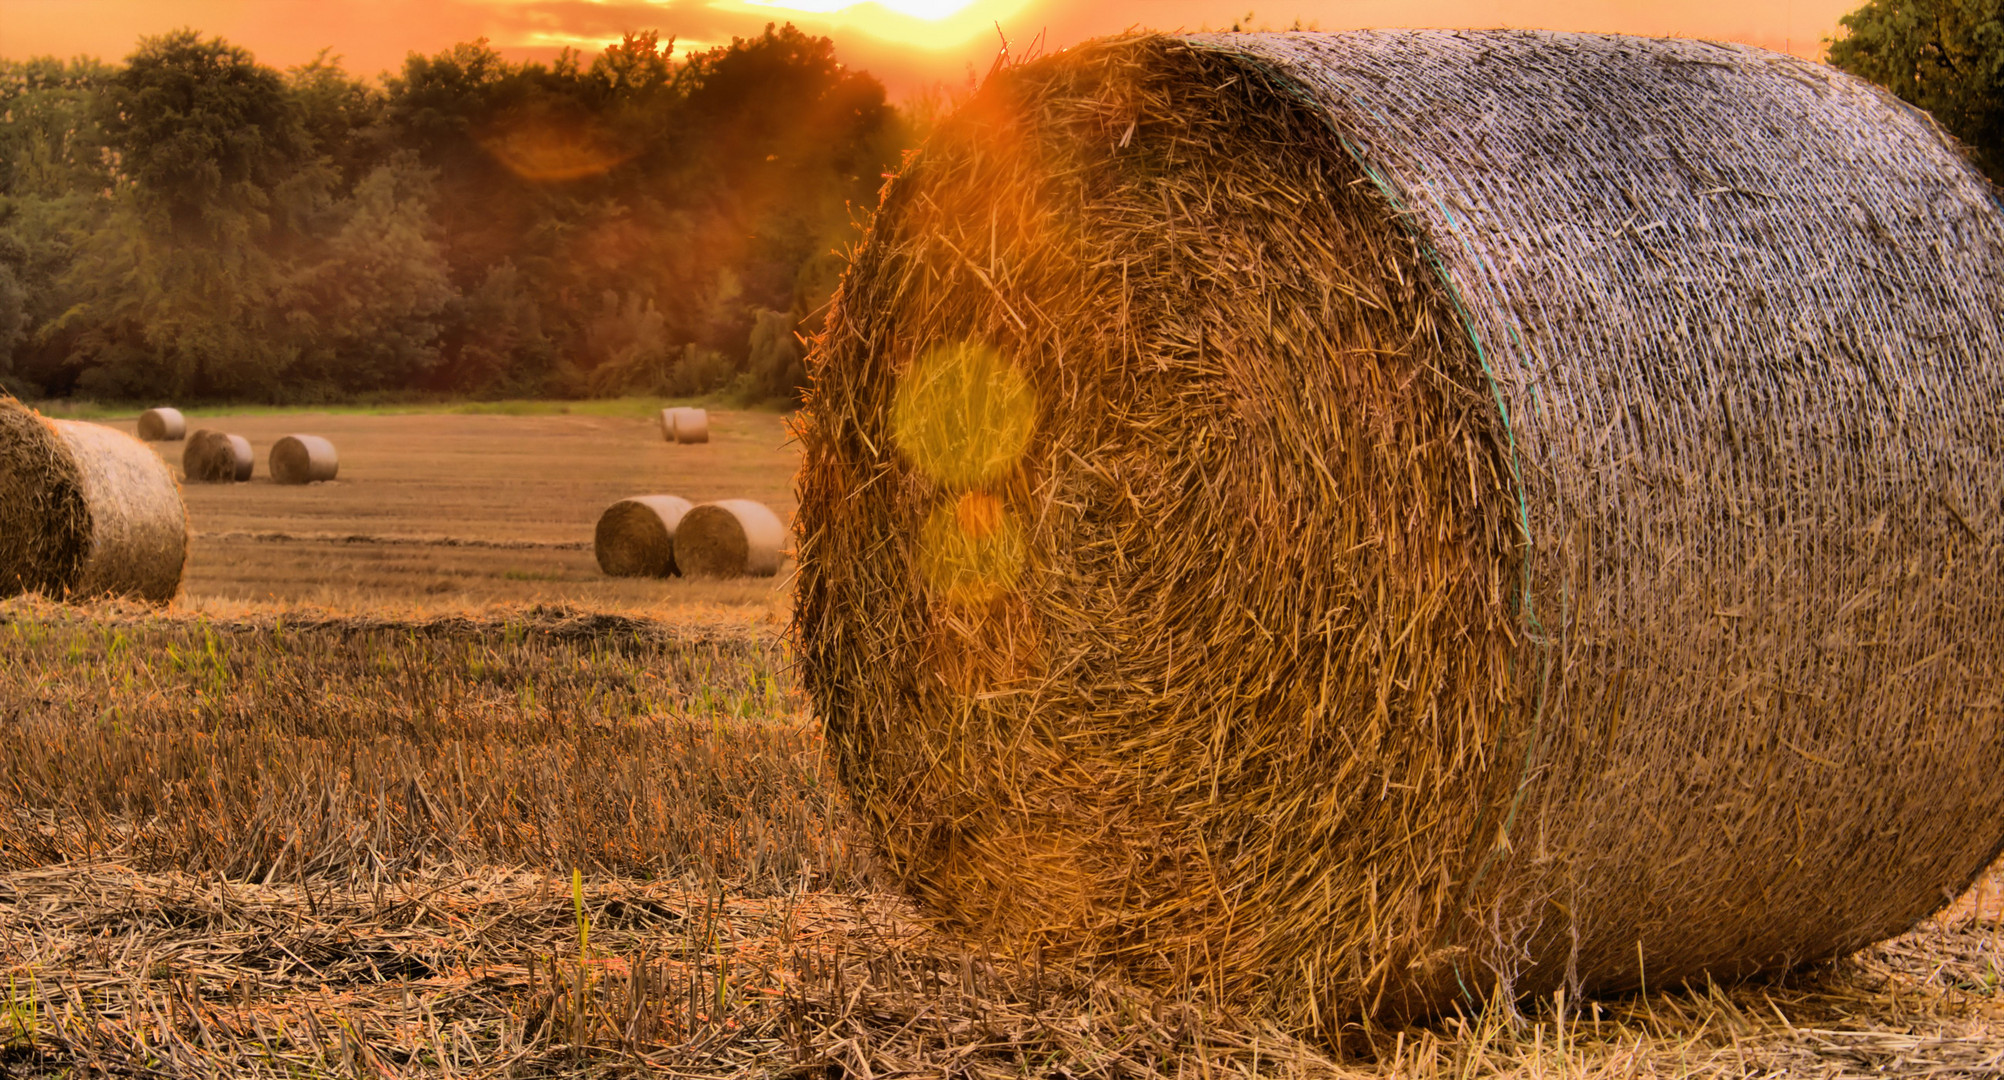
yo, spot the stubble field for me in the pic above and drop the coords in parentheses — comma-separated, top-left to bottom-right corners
(3, 405, 2003, 1078)
(116, 406, 798, 617)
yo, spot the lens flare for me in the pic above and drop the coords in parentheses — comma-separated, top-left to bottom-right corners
(919, 494, 1025, 604)
(890, 341, 1036, 490)
(481, 118, 633, 182)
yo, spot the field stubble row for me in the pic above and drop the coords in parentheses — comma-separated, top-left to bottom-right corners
(5, 601, 2004, 1078)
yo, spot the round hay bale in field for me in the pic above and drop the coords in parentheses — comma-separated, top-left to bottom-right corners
(269, 434, 338, 484)
(182, 430, 252, 483)
(0, 397, 186, 602)
(665, 407, 710, 444)
(594, 495, 694, 577)
(674, 500, 784, 578)
(136, 407, 185, 441)
(795, 30, 2004, 1040)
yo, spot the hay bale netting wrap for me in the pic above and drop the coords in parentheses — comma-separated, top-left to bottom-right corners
(135, 407, 185, 441)
(269, 434, 338, 484)
(182, 430, 253, 483)
(594, 495, 694, 577)
(666, 407, 710, 444)
(795, 30, 2004, 1037)
(674, 500, 784, 577)
(0, 398, 187, 602)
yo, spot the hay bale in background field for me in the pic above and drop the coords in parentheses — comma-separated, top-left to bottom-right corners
(663, 407, 710, 444)
(0, 397, 186, 602)
(135, 408, 185, 441)
(594, 495, 693, 577)
(795, 30, 2004, 1040)
(269, 435, 338, 484)
(675, 500, 783, 578)
(182, 430, 252, 483)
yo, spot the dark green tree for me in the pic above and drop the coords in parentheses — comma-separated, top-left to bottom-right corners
(1829, 0, 2004, 183)
(97, 29, 312, 235)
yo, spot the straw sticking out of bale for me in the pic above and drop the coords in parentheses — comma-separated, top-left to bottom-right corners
(794, 30, 2004, 1042)
(663, 407, 710, 444)
(182, 430, 252, 483)
(136, 408, 185, 441)
(674, 500, 783, 578)
(594, 495, 693, 577)
(0, 398, 186, 603)
(269, 435, 338, 484)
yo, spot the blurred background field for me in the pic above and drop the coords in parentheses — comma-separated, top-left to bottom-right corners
(55, 404, 799, 617)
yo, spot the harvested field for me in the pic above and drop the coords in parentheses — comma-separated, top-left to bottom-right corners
(2, 597, 2003, 1078)
(58, 407, 798, 615)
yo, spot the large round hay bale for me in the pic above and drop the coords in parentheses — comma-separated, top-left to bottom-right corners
(664, 407, 710, 444)
(594, 495, 693, 577)
(795, 30, 2004, 1040)
(674, 500, 783, 578)
(182, 430, 252, 483)
(0, 398, 186, 603)
(136, 407, 185, 441)
(269, 434, 338, 484)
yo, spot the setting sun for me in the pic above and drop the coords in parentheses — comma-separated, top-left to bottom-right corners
(727, 0, 1035, 50)
(742, 0, 981, 17)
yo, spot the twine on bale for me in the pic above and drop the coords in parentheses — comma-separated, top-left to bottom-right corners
(136, 408, 185, 441)
(269, 435, 338, 484)
(0, 397, 186, 603)
(183, 430, 252, 483)
(594, 495, 694, 577)
(674, 500, 784, 578)
(794, 30, 2004, 1044)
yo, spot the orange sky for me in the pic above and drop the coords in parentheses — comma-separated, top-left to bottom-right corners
(0, 0, 1863, 96)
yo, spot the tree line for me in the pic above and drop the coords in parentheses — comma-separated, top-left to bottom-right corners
(0, 25, 909, 404)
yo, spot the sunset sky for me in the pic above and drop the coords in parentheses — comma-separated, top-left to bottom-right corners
(0, 0, 1864, 97)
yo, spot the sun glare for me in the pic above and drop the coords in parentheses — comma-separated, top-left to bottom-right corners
(727, 0, 1034, 50)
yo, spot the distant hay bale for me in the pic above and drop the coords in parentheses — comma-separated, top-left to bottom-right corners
(674, 500, 783, 578)
(0, 397, 186, 603)
(182, 430, 252, 483)
(594, 495, 693, 577)
(136, 408, 185, 441)
(795, 30, 2004, 1040)
(662, 407, 710, 444)
(269, 435, 338, 484)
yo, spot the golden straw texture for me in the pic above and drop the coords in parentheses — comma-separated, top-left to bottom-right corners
(794, 31, 2004, 1044)
(136, 408, 185, 441)
(0, 398, 185, 603)
(675, 500, 784, 578)
(269, 434, 338, 484)
(594, 495, 694, 577)
(664, 407, 711, 444)
(183, 430, 252, 484)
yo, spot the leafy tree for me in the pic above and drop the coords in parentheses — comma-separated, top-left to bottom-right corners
(1830, 0, 2004, 183)
(0, 55, 117, 199)
(0, 22, 910, 403)
(282, 156, 454, 395)
(288, 51, 387, 190)
(54, 30, 317, 397)
(97, 29, 312, 235)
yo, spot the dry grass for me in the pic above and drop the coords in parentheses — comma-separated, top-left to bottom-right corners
(3, 597, 2003, 1077)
